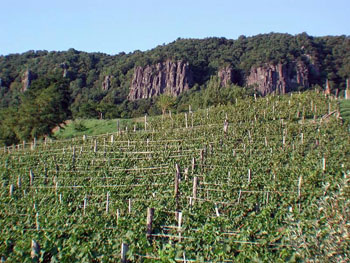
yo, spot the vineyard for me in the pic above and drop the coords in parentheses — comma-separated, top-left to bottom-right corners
(1, 91, 350, 262)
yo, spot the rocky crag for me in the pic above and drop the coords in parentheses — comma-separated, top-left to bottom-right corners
(102, 75, 112, 91)
(129, 59, 313, 99)
(21, 69, 33, 92)
(218, 66, 235, 87)
(246, 61, 310, 95)
(128, 60, 193, 100)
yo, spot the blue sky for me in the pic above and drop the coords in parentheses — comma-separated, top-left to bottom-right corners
(1, 0, 349, 55)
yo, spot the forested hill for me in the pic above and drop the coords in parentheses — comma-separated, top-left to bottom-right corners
(0, 33, 350, 145)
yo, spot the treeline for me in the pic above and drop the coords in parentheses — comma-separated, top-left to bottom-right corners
(0, 33, 349, 145)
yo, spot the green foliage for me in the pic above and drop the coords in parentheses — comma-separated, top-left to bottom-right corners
(156, 94, 176, 115)
(72, 119, 87, 132)
(340, 99, 350, 124)
(1, 91, 349, 262)
(54, 118, 140, 139)
(0, 75, 71, 145)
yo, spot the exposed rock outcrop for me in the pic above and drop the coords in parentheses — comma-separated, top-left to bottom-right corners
(246, 61, 310, 95)
(128, 60, 193, 100)
(102, 75, 112, 91)
(60, 63, 69, 78)
(21, 69, 32, 92)
(218, 66, 234, 87)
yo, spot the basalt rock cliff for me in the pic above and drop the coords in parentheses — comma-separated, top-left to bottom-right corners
(131, 60, 312, 98)
(21, 69, 33, 92)
(246, 61, 310, 95)
(102, 75, 112, 91)
(128, 60, 193, 100)
(218, 66, 235, 87)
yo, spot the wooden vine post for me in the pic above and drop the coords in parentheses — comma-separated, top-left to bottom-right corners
(31, 240, 40, 262)
(215, 203, 220, 217)
(191, 157, 195, 173)
(121, 243, 129, 263)
(17, 175, 21, 188)
(36, 212, 40, 230)
(192, 176, 198, 206)
(177, 211, 183, 241)
(322, 157, 326, 171)
(298, 175, 303, 212)
(298, 176, 302, 199)
(29, 169, 34, 186)
(106, 192, 110, 214)
(175, 164, 181, 208)
(9, 184, 14, 197)
(200, 149, 204, 170)
(116, 209, 120, 225)
(223, 119, 229, 136)
(300, 133, 304, 144)
(191, 112, 194, 128)
(93, 140, 98, 153)
(128, 199, 132, 214)
(146, 207, 155, 239)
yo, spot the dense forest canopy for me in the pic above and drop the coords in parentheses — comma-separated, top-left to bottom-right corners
(0, 33, 349, 145)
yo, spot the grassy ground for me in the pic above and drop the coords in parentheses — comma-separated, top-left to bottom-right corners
(54, 118, 144, 139)
(339, 99, 350, 122)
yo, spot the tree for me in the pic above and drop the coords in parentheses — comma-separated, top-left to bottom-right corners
(204, 76, 222, 107)
(0, 108, 19, 146)
(156, 94, 175, 115)
(15, 82, 71, 140)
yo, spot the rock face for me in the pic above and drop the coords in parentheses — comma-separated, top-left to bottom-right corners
(60, 63, 69, 78)
(128, 60, 193, 100)
(218, 66, 234, 87)
(246, 61, 309, 95)
(21, 69, 32, 92)
(102, 75, 112, 91)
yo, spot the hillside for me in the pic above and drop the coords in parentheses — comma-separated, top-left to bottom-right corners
(1, 33, 350, 146)
(1, 91, 349, 262)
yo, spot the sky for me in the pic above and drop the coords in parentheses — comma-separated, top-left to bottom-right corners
(1, 0, 349, 56)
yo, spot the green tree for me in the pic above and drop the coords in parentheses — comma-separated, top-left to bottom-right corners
(156, 94, 176, 115)
(15, 82, 71, 140)
(0, 107, 19, 145)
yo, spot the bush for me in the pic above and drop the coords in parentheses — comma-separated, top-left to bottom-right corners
(72, 119, 87, 132)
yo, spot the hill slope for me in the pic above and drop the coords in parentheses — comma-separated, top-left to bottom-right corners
(1, 33, 350, 146)
(1, 91, 349, 262)
(1, 33, 350, 111)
